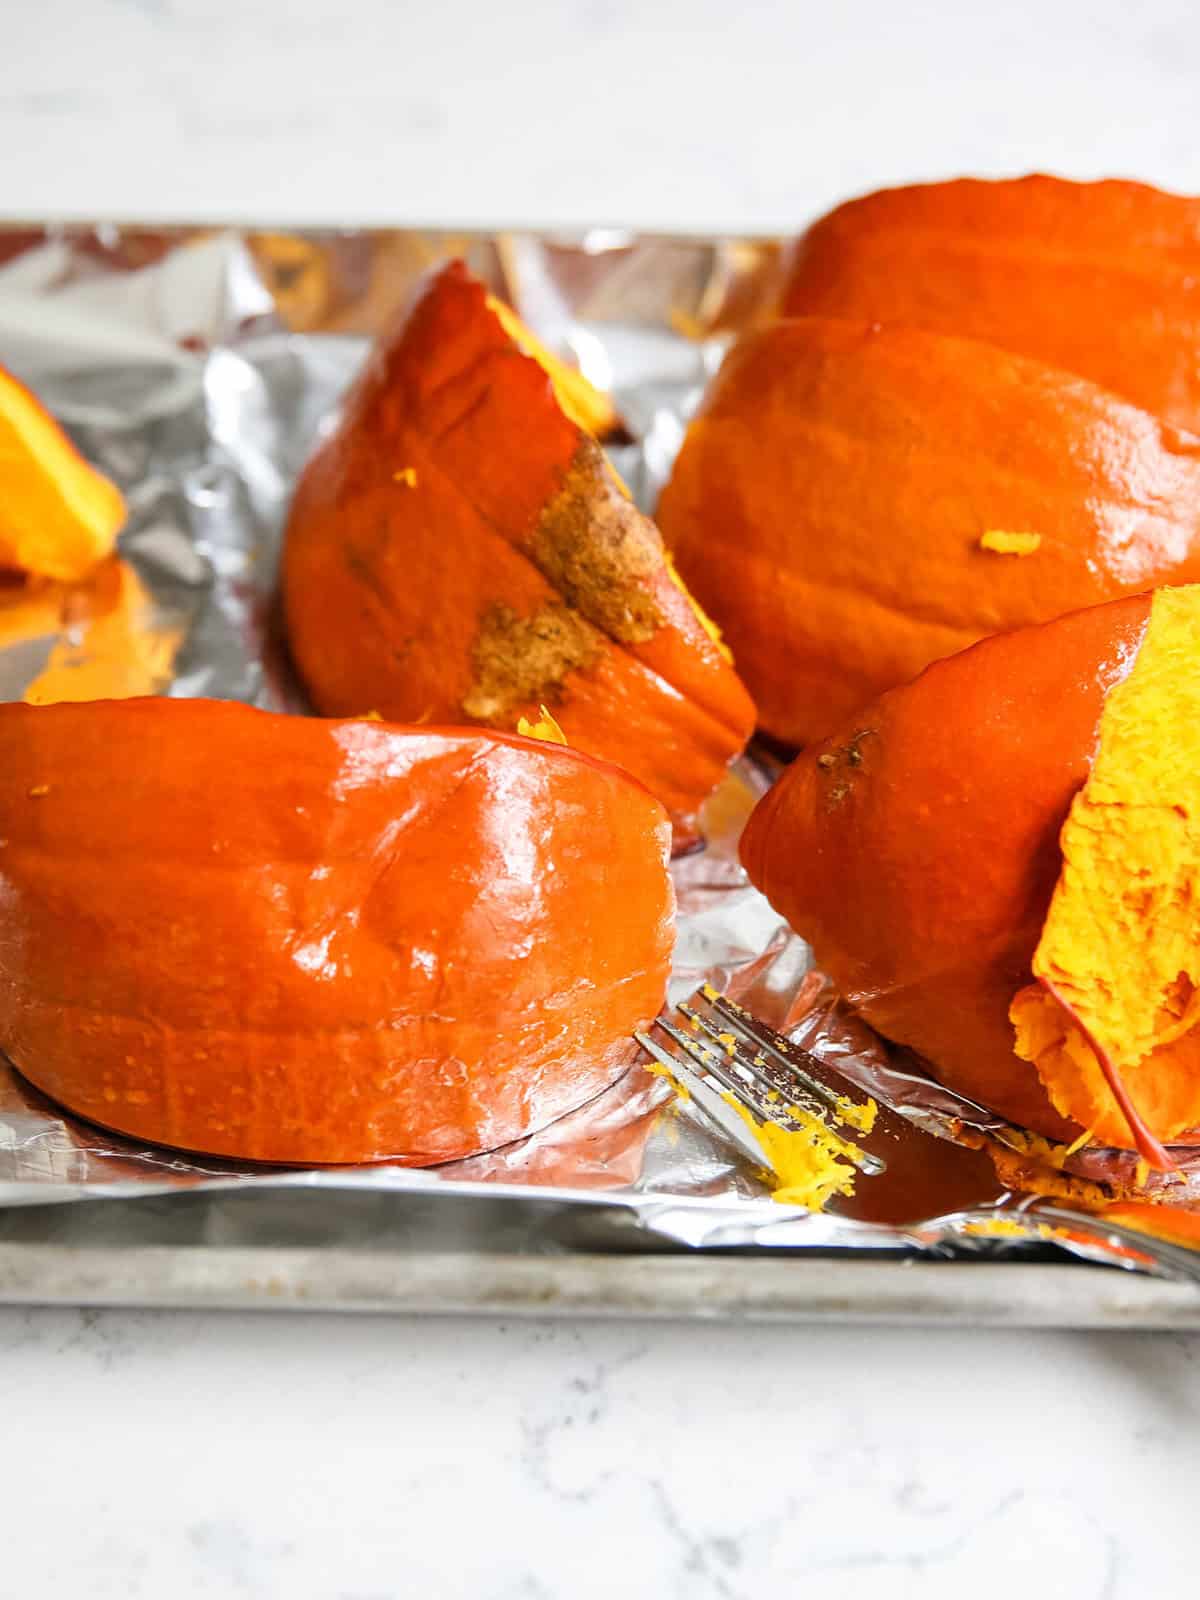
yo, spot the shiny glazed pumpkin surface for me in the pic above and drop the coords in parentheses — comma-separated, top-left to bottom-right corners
(658, 317, 1200, 747)
(0, 698, 674, 1164)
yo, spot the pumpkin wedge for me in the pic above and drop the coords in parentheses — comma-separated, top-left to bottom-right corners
(0, 699, 674, 1164)
(656, 317, 1200, 748)
(781, 174, 1200, 435)
(740, 589, 1200, 1159)
(0, 363, 125, 580)
(283, 260, 754, 846)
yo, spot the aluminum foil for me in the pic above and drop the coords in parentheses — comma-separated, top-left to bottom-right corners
(0, 223, 1195, 1287)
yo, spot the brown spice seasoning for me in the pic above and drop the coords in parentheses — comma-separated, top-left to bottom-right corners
(532, 438, 664, 647)
(463, 601, 602, 721)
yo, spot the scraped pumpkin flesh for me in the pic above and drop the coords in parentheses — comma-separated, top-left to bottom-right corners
(0, 366, 125, 581)
(1011, 586, 1200, 1154)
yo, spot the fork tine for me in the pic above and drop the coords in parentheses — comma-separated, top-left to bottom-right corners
(647, 1001, 885, 1178)
(633, 1030, 783, 1169)
(653, 1015, 783, 1123)
(701, 989, 856, 1116)
(652, 1015, 731, 1074)
(692, 993, 887, 1176)
(676, 1002, 833, 1122)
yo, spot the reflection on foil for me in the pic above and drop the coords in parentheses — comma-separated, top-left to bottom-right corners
(0, 224, 1195, 1287)
(9, 559, 182, 704)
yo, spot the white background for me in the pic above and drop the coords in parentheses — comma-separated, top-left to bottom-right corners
(2, 1, 1199, 1594)
(1, 0, 1198, 232)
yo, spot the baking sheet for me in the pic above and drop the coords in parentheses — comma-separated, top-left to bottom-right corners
(1, 221, 1197, 1317)
(4, 1187, 1200, 1325)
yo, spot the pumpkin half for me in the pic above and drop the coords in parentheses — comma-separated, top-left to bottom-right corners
(781, 174, 1200, 436)
(0, 363, 126, 581)
(656, 316, 1200, 748)
(283, 259, 754, 846)
(0, 698, 674, 1164)
(740, 587, 1200, 1161)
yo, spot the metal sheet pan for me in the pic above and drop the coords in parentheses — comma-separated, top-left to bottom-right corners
(1, 220, 1198, 1324)
(2, 1190, 1199, 1326)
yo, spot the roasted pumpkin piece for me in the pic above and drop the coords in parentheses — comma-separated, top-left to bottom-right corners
(781, 174, 1200, 435)
(283, 260, 754, 846)
(743, 584, 1200, 1162)
(0, 364, 125, 581)
(656, 317, 1200, 748)
(1103, 1201, 1200, 1249)
(485, 293, 620, 441)
(0, 700, 674, 1165)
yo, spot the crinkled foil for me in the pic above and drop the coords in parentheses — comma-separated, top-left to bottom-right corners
(0, 223, 1195, 1287)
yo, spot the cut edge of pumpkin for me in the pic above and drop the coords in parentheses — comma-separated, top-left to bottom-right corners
(516, 704, 569, 745)
(0, 366, 126, 580)
(485, 294, 619, 442)
(485, 292, 735, 671)
(1010, 584, 1200, 1164)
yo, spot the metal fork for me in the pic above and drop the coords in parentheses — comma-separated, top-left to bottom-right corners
(635, 984, 886, 1182)
(633, 988, 1200, 1287)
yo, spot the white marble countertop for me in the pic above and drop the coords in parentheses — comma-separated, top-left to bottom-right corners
(2, 0, 1199, 1591)
(2, 0, 1199, 233)
(0, 1305, 1196, 1595)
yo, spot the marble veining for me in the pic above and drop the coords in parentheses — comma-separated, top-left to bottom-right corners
(1, 1308, 1196, 1595)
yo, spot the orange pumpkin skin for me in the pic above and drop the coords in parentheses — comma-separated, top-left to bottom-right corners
(739, 594, 1153, 1138)
(283, 260, 754, 844)
(1103, 1202, 1200, 1249)
(781, 175, 1200, 435)
(0, 699, 674, 1164)
(656, 317, 1200, 748)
